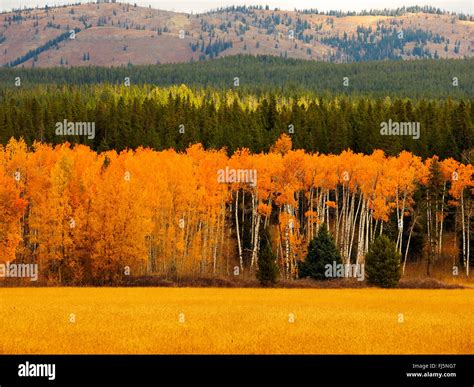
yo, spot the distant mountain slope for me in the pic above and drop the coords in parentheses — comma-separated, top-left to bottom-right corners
(0, 3, 473, 68)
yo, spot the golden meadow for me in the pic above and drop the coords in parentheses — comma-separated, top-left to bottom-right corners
(0, 288, 472, 354)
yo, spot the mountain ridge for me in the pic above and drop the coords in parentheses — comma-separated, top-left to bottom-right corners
(1, 2, 473, 67)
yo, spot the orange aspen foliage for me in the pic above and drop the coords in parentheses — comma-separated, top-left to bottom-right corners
(0, 136, 471, 283)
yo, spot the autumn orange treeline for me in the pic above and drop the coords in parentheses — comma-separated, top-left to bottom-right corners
(0, 135, 472, 284)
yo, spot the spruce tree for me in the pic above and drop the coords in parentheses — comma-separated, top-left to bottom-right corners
(256, 228, 279, 286)
(365, 235, 401, 288)
(299, 224, 341, 280)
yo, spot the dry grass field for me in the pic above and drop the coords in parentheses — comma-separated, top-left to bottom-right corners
(0, 288, 472, 354)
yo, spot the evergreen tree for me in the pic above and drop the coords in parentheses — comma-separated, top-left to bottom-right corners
(299, 224, 341, 280)
(365, 236, 401, 288)
(0, 73, 471, 160)
(256, 227, 279, 286)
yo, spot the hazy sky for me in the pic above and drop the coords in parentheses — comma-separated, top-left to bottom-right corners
(1, 0, 472, 14)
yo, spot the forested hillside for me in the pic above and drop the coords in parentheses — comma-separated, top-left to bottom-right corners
(1, 55, 472, 98)
(1, 84, 472, 161)
(1, 3, 472, 67)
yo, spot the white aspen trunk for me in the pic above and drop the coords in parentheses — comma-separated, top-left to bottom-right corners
(235, 190, 243, 271)
(341, 187, 348, 263)
(438, 181, 446, 256)
(364, 208, 370, 257)
(317, 188, 324, 232)
(426, 190, 432, 276)
(341, 187, 348, 261)
(213, 214, 219, 274)
(343, 188, 350, 262)
(398, 200, 405, 255)
(346, 189, 353, 260)
(460, 194, 466, 275)
(345, 190, 356, 264)
(321, 194, 327, 228)
(373, 219, 379, 243)
(220, 204, 226, 272)
(396, 192, 407, 254)
(278, 216, 284, 268)
(453, 206, 458, 267)
(251, 212, 261, 269)
(355, 196, 365, 265)
(250, 191, 260, 270)
(367, 212, 373, 249)
(349, 193, 362, 264)
(250, 192, 255, 246)
(336, 189, 344, 247)
(321, 192, 325, 228)
(326, 191, 330, 227)
(403, 214, 417, 275)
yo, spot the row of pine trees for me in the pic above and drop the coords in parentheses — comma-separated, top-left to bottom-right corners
(0, 85, 472, 161)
